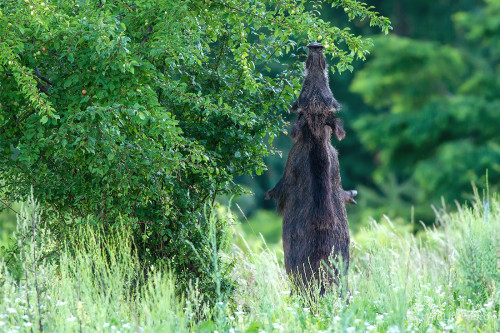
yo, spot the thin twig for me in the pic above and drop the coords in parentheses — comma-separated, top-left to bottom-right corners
(16, 110, 36, 124)
(0, 198, 19, 215)
(141, 26, 153, 45)
(35, 66, 52, 85)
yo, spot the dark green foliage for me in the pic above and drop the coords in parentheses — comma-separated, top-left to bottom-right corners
(351, 1, 500, 222)
(0, 0, 389, 298)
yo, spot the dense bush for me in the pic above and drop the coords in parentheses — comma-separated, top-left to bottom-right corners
(0, 0, 390, 297)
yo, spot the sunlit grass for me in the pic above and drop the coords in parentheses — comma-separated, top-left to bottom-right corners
(0, 192, 498, 332)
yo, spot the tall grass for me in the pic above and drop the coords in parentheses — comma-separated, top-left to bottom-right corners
(0, 192, 498, 332)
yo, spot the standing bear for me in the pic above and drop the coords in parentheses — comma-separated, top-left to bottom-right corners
(266, 43, 356, 295)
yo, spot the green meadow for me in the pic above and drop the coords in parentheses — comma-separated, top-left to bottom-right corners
(0, 191, 498, 332)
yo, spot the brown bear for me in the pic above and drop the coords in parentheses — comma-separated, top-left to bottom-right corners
(266, 43, 355, 295)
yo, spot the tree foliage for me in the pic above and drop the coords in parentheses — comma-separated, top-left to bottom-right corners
(0, 0, 390, 297)
(351, 0, 500, 221)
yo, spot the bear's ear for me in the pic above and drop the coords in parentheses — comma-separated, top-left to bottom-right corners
(265, 188, 275, 200)
(327, 115, 345, 141)
(334, 118, 345, 141)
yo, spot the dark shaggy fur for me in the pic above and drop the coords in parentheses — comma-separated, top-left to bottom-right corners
(267, 43, 354, 294)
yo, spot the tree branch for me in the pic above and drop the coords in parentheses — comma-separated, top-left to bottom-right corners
(35, 66, 52, 85)
(141, 26, 153, 45)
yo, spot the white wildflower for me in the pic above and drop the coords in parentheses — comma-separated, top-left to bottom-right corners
(281, 290, 291, 295)
(484, 301, 493, 308)
(7, 308, 16, 313)
(24, 322, 33, 327)
(388, 325, 400, 333)
(67, 316, 76, 322)
(303, 307, 310, 312)
(272, 322, 283, 330)
(346, 327, 355, 333)
(0, 321, 5, 326)
(103, 323, 110, 327)
(122, 323, 131, 329)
